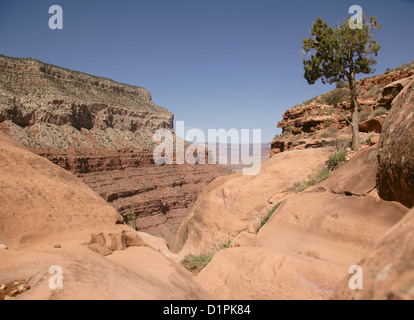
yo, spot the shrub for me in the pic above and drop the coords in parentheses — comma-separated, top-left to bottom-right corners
(320, 127, 339, 139)
(326, 148, 347, 170)
(281, 132, 294, 139)
(321, 88, 350, 105)
(259, 202, 282, 230)
(291, 180, 310, 193)
(334, 138, 352, 150)
(310, 167, 331, 185)
(370, 107, 387, 119)
(285, 126, 293, 133)
(181, 240, 232, 274)
(290, 167, 331, 193)
(181, 253, 214, 274)
(273, 133, 282, 140)
(323, 120, 332, 128)
(126, 203, 138, 231)
(359, 108, 373, 122)
(336, 80, 347, 89)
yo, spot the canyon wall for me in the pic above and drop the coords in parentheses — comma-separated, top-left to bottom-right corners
(0, 55, 231, 250)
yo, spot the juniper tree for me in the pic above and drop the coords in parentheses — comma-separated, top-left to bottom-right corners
(303, 16, 381, 150)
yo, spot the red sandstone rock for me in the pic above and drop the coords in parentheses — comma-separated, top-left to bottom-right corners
(358, 114, 387, 133)
(377, 77, 414, 208)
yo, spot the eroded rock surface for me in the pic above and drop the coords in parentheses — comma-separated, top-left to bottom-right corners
(377, 77, 414, 208)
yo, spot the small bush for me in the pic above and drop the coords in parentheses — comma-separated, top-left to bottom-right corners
(281, 132, 294, 139)
(290, 167, 331, 193)
(285, 126, 293, 133)
(370, 107, 387, 119)
(218, 241, 231, 250)
(323, 120, 332, 128)
(182, 253, 214, 274)
(273, 133, 282, 140)
(326, 149, 347, 170)
(291, 180, 310, 193)
(181, 240, 233, 274)
(321, 88, 350, 105)
(259, 202, 282, 230)
(334, 138, 352, 150)
(126, 203, 138, 231)
(308, 167, 331, 185)
(359, 108, 373, 123)
(320, 127, 338, 139)
(336, 80, 347, 89)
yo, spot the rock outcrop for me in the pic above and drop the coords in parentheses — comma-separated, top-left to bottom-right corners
(358, 115, 387, 133)
(271, 62, 414, 155)
(377, 77, 414, 208)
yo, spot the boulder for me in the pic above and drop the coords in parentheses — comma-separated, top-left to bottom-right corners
(321, 146, 378, 196)
(377, 78, 414, 208)
(359, 115, 387, 133)
(377, 76, 413, 109)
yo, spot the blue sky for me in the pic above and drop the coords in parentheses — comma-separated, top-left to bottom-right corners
(0, 0, 413, 142)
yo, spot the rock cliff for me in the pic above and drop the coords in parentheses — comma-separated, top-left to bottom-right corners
(0, 55, 231, 249)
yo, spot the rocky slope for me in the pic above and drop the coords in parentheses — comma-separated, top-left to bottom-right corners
(0, 132, 212, 300)
(271, 62, 414, 155)
(0, 55, 231, 249)
(175, 63, 414, 300)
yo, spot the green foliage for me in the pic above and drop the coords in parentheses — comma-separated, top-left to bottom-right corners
(291, 167, 331, 193)
(181, 240, 233, 274)
(291, 180, 310, 193)
(259, 202, 282, 230)
(336, 80, 347, 89)
(281, 132, 294, 139)
(273, 133, 282, 141)
(320, 88, 350, 105)
(218, 241, 231, 250)
(370, 106, 387, 119)
(303, 16, 381, 85)
(285, 125, 294, 133)
(323, 120, 331, 127)
(320, 126, 339, 138)
(326, 148, 347, 170)
(126, 203, 138, 231)
(303, 16, 381, 151)
(359, 108, 373, 122)
(360, 133, 375, 145)
(182, 253, 214, 274)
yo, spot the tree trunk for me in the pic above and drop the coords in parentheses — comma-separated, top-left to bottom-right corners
(349, 75, 360, 151)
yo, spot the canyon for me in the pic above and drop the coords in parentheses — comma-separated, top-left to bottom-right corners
(1, 57, 414, 300)
(0, 55, 231, 250)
